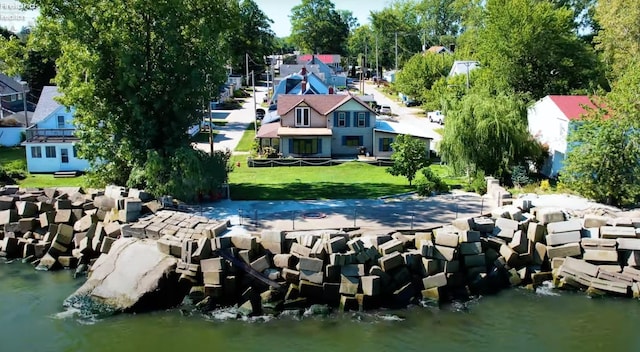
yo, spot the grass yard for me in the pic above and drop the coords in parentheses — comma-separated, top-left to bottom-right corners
(235, 122, 258, 152)
(228, 155, 465, 200)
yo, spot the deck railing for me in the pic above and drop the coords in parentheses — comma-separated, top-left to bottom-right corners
(25, 128, 77, 142)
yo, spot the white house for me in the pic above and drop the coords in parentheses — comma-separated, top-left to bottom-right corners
(527, 95, 599, 177)
(448, 60, 480, 77)
(22, 86, 90, 173)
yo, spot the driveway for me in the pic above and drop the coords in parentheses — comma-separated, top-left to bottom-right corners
(193, 86, 267, 153)
(361, 81, 442, 152)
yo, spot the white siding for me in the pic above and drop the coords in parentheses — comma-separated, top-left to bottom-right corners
(527, 96, 570, 177)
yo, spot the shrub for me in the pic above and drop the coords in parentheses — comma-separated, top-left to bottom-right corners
(540, 179, 550, 192)
(415, 167, 449, 196)
(511, 165, 530, 188)
(233, 89, 250, 98)
(469, 171, 487, 195)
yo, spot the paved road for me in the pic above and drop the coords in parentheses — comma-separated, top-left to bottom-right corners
(200, 191, 493, 233)
(361, 81, 442, 151)
(193, 86, 267, 153)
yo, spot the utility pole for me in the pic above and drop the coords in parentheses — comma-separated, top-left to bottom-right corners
(206, 74, 213, 154)
(245, 53, 250, 87)
(252, 70, 257, 136)
(395, 31, 398, 72)
(375, 35, 379, 81)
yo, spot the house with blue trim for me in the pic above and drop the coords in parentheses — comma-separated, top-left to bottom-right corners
(273, 94, 376, 158)
(271, 68, 331, 104)
(22, 86, 90, 173)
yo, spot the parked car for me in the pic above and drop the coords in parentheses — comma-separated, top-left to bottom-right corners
(256, 108, 265, 120)
(380, 105, 392, 114)
(428, 110, 445, 124)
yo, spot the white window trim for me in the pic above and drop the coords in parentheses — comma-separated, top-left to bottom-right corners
(337, 112, 346, 127)
(357, 112, 366, 127)
(295, 107, 310, 127)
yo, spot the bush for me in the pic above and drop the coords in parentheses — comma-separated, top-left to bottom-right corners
(221, 98, 241, 110)
(415, 167, 449, 196)
(540, 179, 550, 192)
(233, 89, 250, 98)
(511, 165, 530, 188)
(468, 171, 487, 195)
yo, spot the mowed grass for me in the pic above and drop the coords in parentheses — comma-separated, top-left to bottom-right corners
(235, 122, 258, 152)
(228, 156, 460, 200)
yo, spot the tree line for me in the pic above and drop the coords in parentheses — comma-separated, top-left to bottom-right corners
(0, 0, 638, 206)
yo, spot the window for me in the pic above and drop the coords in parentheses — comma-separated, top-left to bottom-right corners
(380, 138, 393, 152)
(45, 146, 56, 158)
(31, 146, 42, 158)
(292, 139, 319, 154)
(57, 115, 65, 128)
(73, 145, 78, 158)
(344, 136, 363, 147)
(10, 94, 17, 102)
(337, 112, 347, 127)
(295, 107, 310, 127)
(357, 112, 366, 127)
(61, 148, 69, 163)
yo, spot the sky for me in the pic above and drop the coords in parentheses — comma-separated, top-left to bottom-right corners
(254, 0, 392, 37)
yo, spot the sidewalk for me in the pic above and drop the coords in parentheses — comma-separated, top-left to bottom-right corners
(193, 86, 267, 153)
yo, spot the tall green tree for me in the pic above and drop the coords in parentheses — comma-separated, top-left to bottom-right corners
(471, 0, 603, 99)
(561, 62, 640, 207)
(27, 0, 238, 198)
(439, 92, 542, 178)
(394, 51, 453, 102)
(370, 0, 422, 70)
(415, 0, 463, 47)
(228, 0, 276, 76)
(289, 0, 350, 54)
(387, 134, 430, 186)
(594, 0, 640, 80)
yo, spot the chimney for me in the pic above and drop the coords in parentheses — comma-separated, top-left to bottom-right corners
(328, 86, 334, 94)
(301, 67, 307, 76)
(301, 81, 307, 92)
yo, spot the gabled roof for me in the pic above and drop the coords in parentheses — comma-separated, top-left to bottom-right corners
(0, 72, 23, 96)
(32, 86, 63, 124)
(426, 46, 451, 54)
(277, 94, 376, 117)
(297, 54, 341, 64)
(448, 60, 480, 77)
(548, 95, 599, 121)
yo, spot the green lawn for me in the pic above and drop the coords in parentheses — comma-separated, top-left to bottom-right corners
(228, 156, 464, 200)
(235, 122, 258, 152)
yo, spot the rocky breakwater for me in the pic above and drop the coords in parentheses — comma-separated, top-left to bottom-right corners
(0, 184, 224, 312)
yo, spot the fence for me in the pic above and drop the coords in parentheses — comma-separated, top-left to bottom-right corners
(247, 157, 395, 168)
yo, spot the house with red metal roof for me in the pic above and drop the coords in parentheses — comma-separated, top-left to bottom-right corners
(528, 95, 599, 177)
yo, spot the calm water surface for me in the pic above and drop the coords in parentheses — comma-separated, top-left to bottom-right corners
(1, 260, 639, 352)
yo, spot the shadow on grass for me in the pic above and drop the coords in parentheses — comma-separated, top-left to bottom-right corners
(229, 182, 414, 200)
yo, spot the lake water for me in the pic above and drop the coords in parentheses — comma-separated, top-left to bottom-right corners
(2, 259, 639, 352)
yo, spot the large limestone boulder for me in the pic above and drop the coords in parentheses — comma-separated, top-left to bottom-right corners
(68, 238, 183, 313)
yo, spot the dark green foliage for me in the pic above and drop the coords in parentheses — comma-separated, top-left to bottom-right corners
(29, 0, 238, 200)
(289, 0, 350, 54)
(415, 167, 449, 196)
(510, 165, 530, 188)
(127, 147, 233, 202)
(386, 135, 430, 186)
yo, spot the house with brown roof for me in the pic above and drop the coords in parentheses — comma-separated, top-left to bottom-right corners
(257, 94, 377, 158)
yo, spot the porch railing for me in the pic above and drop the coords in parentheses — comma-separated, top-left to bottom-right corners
(25, 128, 77, 142)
